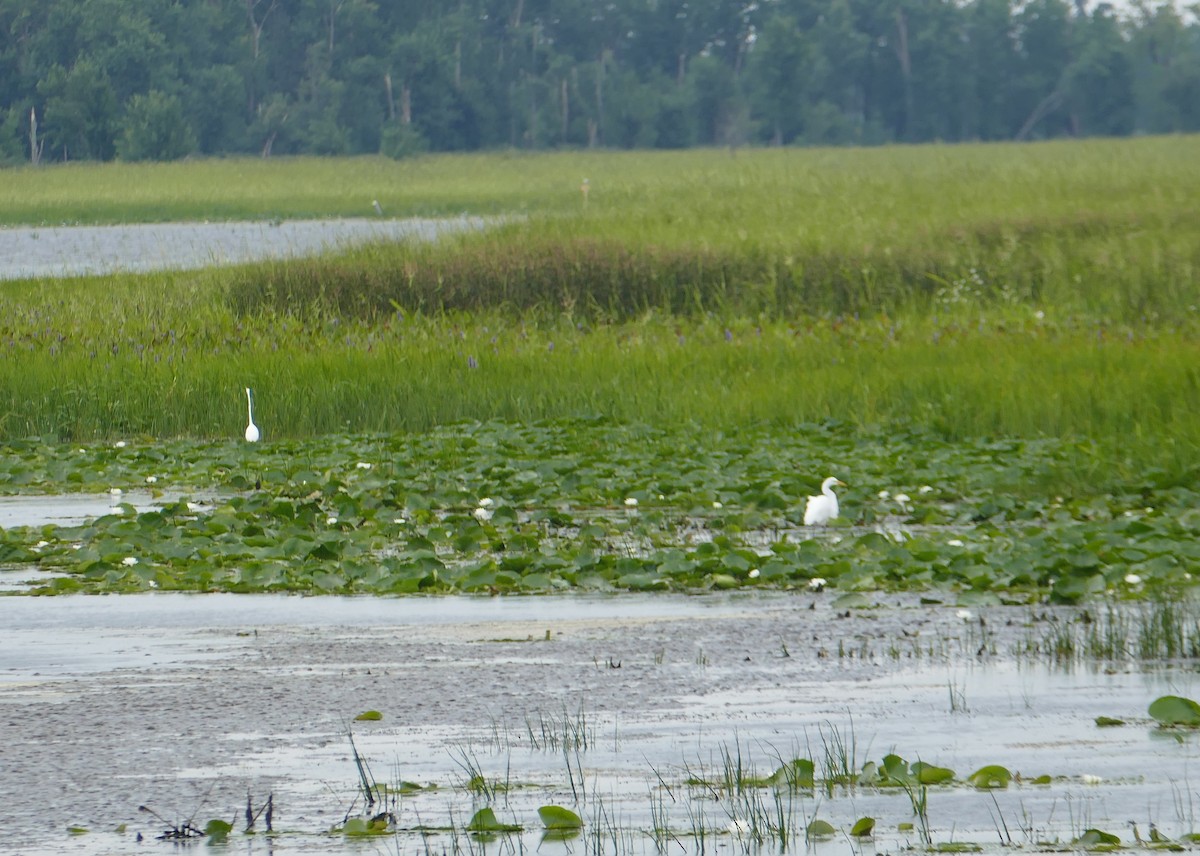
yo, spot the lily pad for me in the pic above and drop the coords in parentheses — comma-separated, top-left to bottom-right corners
(806, 819, 836, 839)
(850, 817, 875, 837)
(967, 764, 1011, 789)
(354, 710, 383, 721)
(1150, 695, 1200, 727)
(467, 808, 522, 833)
(537, 805, 583, 830)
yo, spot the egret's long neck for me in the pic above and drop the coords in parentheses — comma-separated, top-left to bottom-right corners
(246, 390, 254, 421)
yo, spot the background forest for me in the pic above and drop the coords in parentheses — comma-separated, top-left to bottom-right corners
(0, 0, 1198, 163)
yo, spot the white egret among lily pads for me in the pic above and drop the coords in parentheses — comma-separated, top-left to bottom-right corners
(244, 387, 260, 442)
(804, 477, 845, 526)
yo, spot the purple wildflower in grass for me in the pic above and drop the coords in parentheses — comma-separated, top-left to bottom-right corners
(548, 342, 554, 352)
(468, 355, 479, 369)
(724, 329, 733, 342)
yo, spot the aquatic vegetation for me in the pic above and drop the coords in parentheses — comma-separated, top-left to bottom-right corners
(1149, 696, 1200, 727)
(1, 420, 1199, 603)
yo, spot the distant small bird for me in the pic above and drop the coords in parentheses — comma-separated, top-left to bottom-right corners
(372, 199, 383, 216)
(804, 477, 845, 526)
(244, 387, 260, 442)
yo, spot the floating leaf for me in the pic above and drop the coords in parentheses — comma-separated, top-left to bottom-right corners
(913, 761, 955, 785)
(204, 819, 232, 841)
(1150, 696, 1200, 727)
(967, 765, 1011, 789)
(467, 808, 521, 833)
(354, 710, 383, 721)
(1074, 828, 1121, 849)
(850, 817, 875, 837)
(537, 806, 583, 830)
(768, 758, 815, 789)
(67, 827, 88, 836)
(806, 820, 836, 839)
(1095, 716, 1126, 727)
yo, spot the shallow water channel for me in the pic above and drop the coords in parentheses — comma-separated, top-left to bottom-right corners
(0, 216, 484, 279)
(3, 592, 1198, 855)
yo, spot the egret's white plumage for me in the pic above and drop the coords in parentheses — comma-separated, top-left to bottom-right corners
(804, 477, 844, 526)
(244, 387, 260, 443)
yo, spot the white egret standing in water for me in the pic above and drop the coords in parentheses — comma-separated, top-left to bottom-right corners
(244, 388, 260, 442)
(803, 477, 845, 526)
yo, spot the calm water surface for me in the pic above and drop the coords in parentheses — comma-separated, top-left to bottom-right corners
(0, 216, 484, 280)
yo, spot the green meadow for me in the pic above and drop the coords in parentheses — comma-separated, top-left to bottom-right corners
(2, 137, 1199, 598)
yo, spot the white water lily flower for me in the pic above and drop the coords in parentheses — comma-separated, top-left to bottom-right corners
(186, 502, 201, 512)
(894, 493, 910, 504)
(919, 485, 934, 494)
(948, 539, 965, 547)
(145, 476, 158, 484)
(478, 497, 494, 508)
(624, 497, 639, 507)
(748, 568, 760, 579)
(1124, 573, 1143, 585)
(808, 577, 827, 591)
(878, 490, 891, 500)
(121, 557, 138, 566)
(148, 580, 158, 588)
(1081, 774, 1103, 785)
(712, 501, 723, 509)
(326, 516, 338, 526)
(393, 517, 406, 525)
(356, 462, 372, 470)
(109, 487, 122, 496)
(34, 540, 49, 550)
(956, 609, 973, 621)
(109, 505, 124, 514)
(114, 440, 127, 448)
(473, 507, 493, 523)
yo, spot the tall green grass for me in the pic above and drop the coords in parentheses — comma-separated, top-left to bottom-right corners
(1, 137, 1198, 491)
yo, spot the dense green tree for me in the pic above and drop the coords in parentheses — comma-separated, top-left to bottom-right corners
(116, 89, 196, 161)
(0, 0, 1194, 163)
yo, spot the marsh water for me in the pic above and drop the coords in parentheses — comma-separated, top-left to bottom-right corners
(3, 590, 1198, 856)
(0, 216, 484, 279)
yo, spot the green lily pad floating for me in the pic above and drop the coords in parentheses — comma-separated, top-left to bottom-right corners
(1074, 828, 1121, 850)
(850, 817, 875, 837)
(967, 764, 1011, 789)
(354, 710, 383, 721)
(913, 760, 955, 785)
(204, 819, 233, 842)
(537, 806, 583, 830)
(1150, 695, 1200, 727)
(467, 808, 522, 834)
(935, 843, 983, 853)
(1095, 716, 1126, 727)
(807, 819, 836, 839)
(341, 815, 391, 836)
(768, 758, 815, 789)
(67, 827, 88, 836)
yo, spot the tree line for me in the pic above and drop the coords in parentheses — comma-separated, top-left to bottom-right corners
(1, 0, 1198, 164)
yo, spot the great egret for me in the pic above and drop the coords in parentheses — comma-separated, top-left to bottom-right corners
(244, 387, 260, 442)
(803, 477, 845, 526)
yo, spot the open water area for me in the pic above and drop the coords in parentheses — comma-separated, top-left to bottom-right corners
(0, 216, 485, 280)
(3, 590, 1200, 856)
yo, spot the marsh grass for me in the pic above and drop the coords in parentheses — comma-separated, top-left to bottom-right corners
(1, 139, 1199, 490)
